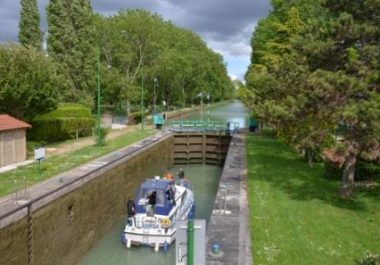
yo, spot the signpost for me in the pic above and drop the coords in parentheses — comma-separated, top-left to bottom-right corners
(34, 147, 45, 173)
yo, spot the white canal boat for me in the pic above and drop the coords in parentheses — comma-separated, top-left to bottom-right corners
(122, 176, 195, 252)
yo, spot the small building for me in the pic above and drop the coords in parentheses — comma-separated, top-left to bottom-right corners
(0, 114, 31, 167)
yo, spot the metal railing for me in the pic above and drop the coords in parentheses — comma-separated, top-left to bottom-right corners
(169, 120, 240, 133)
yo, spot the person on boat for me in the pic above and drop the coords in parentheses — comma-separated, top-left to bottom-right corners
(166, 186, 176, 206)
(177, 168, 185, 179)
(147, 191, 157, 216)
(164, 171, 174, 180)
(127, 198, 136, 224)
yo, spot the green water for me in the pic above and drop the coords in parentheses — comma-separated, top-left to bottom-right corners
(182, 100, 250, 128)
(78, 165, 222, 265)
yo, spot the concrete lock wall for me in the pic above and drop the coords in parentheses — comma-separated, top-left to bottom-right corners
(0, 132, 231, 265)
(0, 135, 174, 265)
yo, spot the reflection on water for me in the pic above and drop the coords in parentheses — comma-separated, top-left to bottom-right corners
(183, 100, 250, 128)
(78, 165, 222, 265)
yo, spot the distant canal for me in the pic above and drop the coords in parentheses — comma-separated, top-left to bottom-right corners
(182, 100, 250, 128)
(78, 100, 249, 265)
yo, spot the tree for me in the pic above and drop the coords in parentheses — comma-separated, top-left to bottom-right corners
(244, 0, 380, 196)
(18, 0, 43, 49)
(93, 9, 233, 113)
(46, 0, 96, 105)
(0, 44, 65, 120)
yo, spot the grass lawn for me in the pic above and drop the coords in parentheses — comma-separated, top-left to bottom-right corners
(247, 134, 380, 265)
(0, 129, 154, 197)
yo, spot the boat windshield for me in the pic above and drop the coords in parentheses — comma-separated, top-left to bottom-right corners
(138, 189, 165, 206)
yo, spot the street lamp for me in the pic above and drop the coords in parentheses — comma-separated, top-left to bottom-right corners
(154, 77, 158, 114)
(140, 50, 161, 131)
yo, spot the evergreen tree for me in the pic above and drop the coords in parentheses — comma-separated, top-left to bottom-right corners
(46, 0, 96, 105)
(245, 0, 380, 196)
(18, 0, 42, 49)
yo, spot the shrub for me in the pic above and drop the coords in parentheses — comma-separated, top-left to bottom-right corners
(94, 127, 109, 146)
(324, 159, 380, 181)
(355, 253, 380, 265)
(128, 111, 144, 124)
(29, 104, 95, 142)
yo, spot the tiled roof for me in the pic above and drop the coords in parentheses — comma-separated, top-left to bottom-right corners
(0, 114, 31, 132)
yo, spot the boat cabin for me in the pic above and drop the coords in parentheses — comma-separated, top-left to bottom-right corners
(135, 179, 176, 216)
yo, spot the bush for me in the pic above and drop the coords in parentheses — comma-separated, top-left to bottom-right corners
(128, 111, 144, 124)
(29, 104, 95, 142)
(355, 253, 380, 265)
(37, 103, 92, 118)
(324, 161, 343, 180)
(324, 159, 380, 181)
(356, 159, 380, 181)
(94, 127, 109, 146)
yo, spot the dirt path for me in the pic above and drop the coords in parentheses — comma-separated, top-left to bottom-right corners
(45, 125, 142, 157)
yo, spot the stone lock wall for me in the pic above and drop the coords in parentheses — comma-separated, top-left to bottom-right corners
(0, 135, 174, 265)
(0, 132, 231, 265)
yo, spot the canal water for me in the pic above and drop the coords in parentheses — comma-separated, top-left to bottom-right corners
(79, 165, 222, 265)
(78, 100, 249, 265)
(183, 100, 250, 128)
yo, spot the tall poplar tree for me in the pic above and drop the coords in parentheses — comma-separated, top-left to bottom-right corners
(46, 0, 96, 105)
(18, 0, 42, 49)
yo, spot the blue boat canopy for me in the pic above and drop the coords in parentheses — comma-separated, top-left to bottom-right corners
(135, 178, 175, 215)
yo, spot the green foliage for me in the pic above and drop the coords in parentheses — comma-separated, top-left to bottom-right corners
(18, 0, 42, 49)
(244, 0, 380, 189)
(247, 134, 380, 265)
(128, 111, 144, 124)
(38, 103, 92, 118)
(94, 9, 233, 112)
(0, 44, 63, 120)
(0, 129, 155, 197)
(94, 127, 108, 146)
(29, 104, 95, 142)
(355, 253, 380, 265)
(46, 0, 96, 104)
(30, 117, 95, 142)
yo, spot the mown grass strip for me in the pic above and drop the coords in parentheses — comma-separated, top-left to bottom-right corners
(0, 129, 154, 196)
(247, 134, 380, 265)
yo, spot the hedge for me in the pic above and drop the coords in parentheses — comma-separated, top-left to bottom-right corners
(29, 117, 95, 142)
(29, 104, 96, 142)
(324, 159, 380, 181)
(37, 103, 92, 119)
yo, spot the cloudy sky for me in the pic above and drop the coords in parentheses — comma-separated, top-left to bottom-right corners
(0, 0, 271, 80)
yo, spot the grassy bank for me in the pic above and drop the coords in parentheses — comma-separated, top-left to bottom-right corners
(247, 134, 380, 265)
(0, 129, 154, 196)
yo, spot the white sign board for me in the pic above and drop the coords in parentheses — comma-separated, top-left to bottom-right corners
(34, 147, 45, 160)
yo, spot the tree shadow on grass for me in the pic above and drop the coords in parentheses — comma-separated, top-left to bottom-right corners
(248, 136, 372, 212)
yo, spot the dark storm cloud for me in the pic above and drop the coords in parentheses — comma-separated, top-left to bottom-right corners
(0, 0, 271, 77)
(164, 0, 270, 41)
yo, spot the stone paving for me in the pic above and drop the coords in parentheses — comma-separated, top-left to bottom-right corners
(206, 133, 252, 265)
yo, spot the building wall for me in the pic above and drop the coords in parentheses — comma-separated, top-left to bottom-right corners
(0, 129, 27, 167)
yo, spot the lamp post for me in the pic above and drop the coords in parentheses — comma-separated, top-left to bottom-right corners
(140, 50, 161, 130)
(141, 66, 144, 131)
(96, 46, 102, 145)
(207, 93, 210, 124)
(154, 77, 158, 114)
